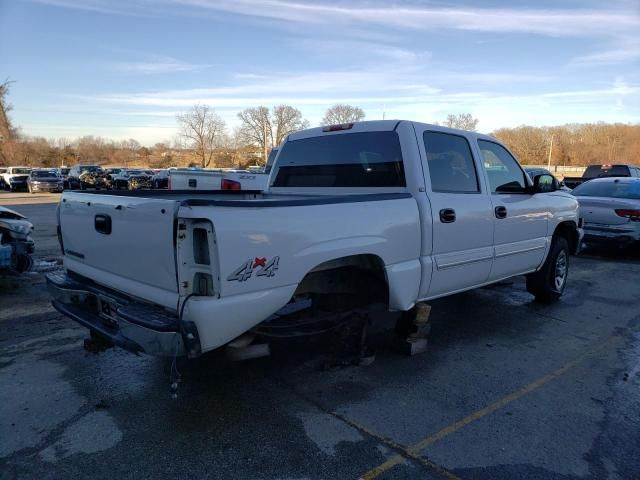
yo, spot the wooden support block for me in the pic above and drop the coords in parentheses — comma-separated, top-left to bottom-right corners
(394, 302, 432, 356)
(395, 337, 428, 356)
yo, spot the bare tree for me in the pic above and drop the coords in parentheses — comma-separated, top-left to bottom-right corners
(444, 113, 479, 131)
(122, 138, 140, 167)
(237, 105, 308, 163)
(322, 104, 365, 125)
(237, 106, 272, 163)
(0, 80, 17, 165)
(272, 105, 308, 146)
(176, 104, 226, 168)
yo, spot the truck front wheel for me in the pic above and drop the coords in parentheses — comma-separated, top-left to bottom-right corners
(526, 236, 569, 303)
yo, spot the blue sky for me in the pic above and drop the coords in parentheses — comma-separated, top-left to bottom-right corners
(1, 0, 639, 145)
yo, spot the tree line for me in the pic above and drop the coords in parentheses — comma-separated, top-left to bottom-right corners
(1, 81, 638, 169)
(493, 123, 640, 166)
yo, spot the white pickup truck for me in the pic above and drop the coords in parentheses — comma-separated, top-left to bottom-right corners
(2, 166, 32, 191)
(47, 121, 582, 358)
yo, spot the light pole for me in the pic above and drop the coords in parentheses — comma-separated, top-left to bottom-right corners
(547, 134, 554, 171)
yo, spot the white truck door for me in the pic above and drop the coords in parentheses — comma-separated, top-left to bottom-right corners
(419, 130, 495, 298)
(476, 139, 548, 280)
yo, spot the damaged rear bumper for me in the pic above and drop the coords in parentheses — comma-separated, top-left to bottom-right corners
(46, 271, 201, 357)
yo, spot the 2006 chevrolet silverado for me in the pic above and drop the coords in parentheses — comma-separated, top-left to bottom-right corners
(47, 121, 582, 358)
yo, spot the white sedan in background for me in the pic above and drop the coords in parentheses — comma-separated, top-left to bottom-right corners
(572, 177, 640, 249)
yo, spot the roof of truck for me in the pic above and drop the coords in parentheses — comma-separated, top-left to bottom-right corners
(287, 120, 495, 143)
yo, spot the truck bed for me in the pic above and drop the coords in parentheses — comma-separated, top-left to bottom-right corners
(66, 189, 412, 208)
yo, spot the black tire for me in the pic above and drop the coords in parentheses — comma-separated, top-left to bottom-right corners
(526, 235, 569, 303)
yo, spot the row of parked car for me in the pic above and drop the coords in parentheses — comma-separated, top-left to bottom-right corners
(0, 165, 171, 193)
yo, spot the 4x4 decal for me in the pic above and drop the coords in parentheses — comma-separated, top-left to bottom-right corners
(227, 256, 279, 282)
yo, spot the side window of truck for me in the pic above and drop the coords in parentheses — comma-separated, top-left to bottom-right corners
(423, 131, 479, 193)
(478, 140, 527, 193)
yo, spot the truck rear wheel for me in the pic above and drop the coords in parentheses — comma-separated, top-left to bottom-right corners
(526, 236, 569, 303)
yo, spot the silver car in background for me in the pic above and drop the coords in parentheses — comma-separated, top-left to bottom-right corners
(572, 177, 640, 249)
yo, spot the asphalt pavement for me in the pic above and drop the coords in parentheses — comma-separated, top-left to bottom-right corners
(1, 191, 639, 480)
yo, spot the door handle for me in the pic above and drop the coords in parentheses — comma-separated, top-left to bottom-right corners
(495, 206, 507, 219)
(95, 214, 112, 234)
(439, 208, 456, 223)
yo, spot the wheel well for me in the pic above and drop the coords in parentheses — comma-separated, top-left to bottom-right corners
(554, 221, 580, 254)
(294, 254, 389, 307)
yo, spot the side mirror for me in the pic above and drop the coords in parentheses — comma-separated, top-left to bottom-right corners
(533, 174, 557, 193)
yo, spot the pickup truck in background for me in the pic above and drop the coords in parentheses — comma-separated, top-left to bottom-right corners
(168, 168, 269, 191)
(48, 121, 582, 360)
(563, 164, 640, 189)
(2, 166, 32, 191)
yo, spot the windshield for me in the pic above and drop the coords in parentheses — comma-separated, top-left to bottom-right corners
(573, 180, 640, 199)
(80, 166, 101, 173)
(13, 168, 31, 174)
(32, 170, 58, 178)
(272, 131, 405, 188)
(128, 170, 144, 175)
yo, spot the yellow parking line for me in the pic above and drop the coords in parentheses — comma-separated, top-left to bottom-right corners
(332, 411, 461, 480)
(358, 335, 619, 479)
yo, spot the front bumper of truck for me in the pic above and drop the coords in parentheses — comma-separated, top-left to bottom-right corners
(46, 271, 201, 357)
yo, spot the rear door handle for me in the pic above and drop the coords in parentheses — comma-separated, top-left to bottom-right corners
(439, 208, 456, 223)
(495, 206, 507, 219)
(95, 214, 112, 234)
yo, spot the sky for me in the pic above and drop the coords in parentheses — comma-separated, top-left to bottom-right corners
(1, 0, 639, 145)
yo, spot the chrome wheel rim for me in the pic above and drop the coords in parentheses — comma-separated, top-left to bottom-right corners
(554, 250, 567, 290)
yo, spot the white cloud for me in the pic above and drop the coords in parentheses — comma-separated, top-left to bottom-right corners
(31, 0, 640, 39)
(110, 56, 211, 74)
(569, 41, 640, 67)
(172, 0, 639, 38)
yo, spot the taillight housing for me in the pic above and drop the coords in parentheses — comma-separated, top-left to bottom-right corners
(221, 179, 241, 191)
(615, 209, 640, 220)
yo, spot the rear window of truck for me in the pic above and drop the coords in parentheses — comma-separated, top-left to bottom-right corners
(584, 165, 630, 178)
(272, 131, 405, 187)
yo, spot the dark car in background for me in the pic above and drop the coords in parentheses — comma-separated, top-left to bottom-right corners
(110, 169, 153, 190)
(58, 167, 70, 189)
(151, 169, 170, 189)
(67, 165, 105, 190)
(563, 164, 640, 189)
(572, 177, 640, 249)
(79, 168, 107, 189)
(127, 169, 154, 190)
(27, 169, 63, 193)
(103, 167, 126, 189)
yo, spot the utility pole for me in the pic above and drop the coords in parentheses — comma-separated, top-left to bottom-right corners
(263, 121, 268, 164)
(547, 134, 554, 170)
